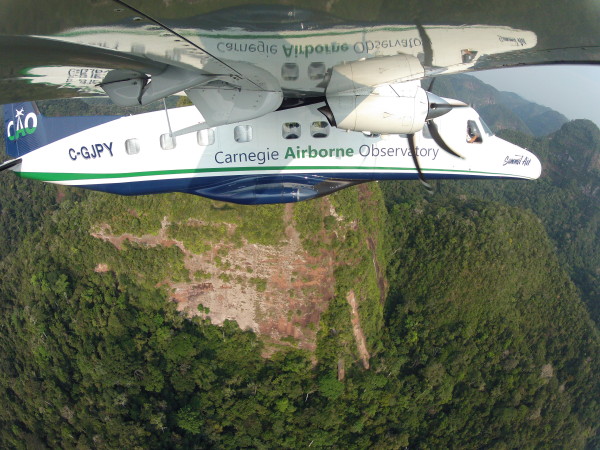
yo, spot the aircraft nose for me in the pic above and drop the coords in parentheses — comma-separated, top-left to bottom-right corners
(527, 150, 542, 180)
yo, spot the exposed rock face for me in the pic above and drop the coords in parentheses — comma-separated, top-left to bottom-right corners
(89, 191, 386, 360)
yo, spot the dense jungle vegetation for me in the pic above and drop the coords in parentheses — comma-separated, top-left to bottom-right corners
(0, 81, 598, 448)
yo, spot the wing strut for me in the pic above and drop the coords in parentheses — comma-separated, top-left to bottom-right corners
(163, 99, 173, 136)
(0, 159, 22, 172)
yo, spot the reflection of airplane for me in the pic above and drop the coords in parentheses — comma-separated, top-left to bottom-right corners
(18, 23, 536, 98)
(3, 2, 596, 202)
(1, 99, 540, 204)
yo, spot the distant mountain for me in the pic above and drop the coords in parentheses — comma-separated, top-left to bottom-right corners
(478, 103, 532, 135)
(428, 74, 569, 136)
(548, 119, 600, 176)
(496, 90, 569, 137)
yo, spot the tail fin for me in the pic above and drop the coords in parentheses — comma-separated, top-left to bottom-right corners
(3, 102, 48, 158)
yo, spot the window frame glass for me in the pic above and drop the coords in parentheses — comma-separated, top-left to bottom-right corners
(234, 125, 253, 143)
(282, 122, 301, 139)
(310, 121, 330, 138)
(125, 138, 140, 155)
(160, 133, 176, 150)
(467, 120, 483, 143)
(197, 128, 215, 146)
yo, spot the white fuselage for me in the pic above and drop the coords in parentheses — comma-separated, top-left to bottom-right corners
(13, 103, 541, 203)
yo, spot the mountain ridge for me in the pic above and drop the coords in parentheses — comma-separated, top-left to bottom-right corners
(429, 73, 569, 136)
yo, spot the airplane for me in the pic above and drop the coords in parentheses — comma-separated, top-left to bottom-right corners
(1, 92, 540, 204)
(1, 1, 597, 203)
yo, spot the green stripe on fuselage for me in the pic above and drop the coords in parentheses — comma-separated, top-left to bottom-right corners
(16, 165, 521, 182)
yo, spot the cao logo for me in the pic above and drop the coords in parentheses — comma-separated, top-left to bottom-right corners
(6, 108, 37, 141)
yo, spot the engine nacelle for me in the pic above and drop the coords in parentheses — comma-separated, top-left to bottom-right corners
(326, 83, 429, 134)
(323, 55, 429, 134)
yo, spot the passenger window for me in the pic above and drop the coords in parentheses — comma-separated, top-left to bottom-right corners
(125, 138, 140, 155)
(197, 128, 215, 146)
(234, 125, 253, 143)
(282, 122, 301, 139)
(311, 121, 330, 138)
(308, 62, 326, 80)
(466, 120, 482, 143)
(281, 63, 299, 81)
(160, 133, 176, 150)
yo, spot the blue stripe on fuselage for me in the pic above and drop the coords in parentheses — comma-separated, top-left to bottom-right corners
(78, 171, 518, 205)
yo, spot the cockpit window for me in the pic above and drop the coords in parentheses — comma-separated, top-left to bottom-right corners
(466, 120, 483, 143)
(461, 49, 478, 63)
(480, 118, 494, 136)
(282, 122, 301, 139)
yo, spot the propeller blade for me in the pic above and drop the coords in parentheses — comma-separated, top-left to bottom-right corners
(431, 99, 469, 108)
(426, 120, 464, 159)
(426, 77, 436, 93)
(317, 105, 337, 127)
(426, 92, 469, 120)
(408, 133, 432, 192)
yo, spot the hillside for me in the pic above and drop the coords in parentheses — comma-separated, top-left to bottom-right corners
(385, 198, 599, 448)
(497, 90, 569, 137)
(382, 118, 600, 326)
(0, 182, 597, 447)
(0, 183, 390, 447)
(0, 88, 599, 447)
(428, 74, 569, 136)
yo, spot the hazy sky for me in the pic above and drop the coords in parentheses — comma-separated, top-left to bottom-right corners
(473, 65, 600, 128)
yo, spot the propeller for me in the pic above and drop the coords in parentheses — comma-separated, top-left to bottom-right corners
(407, 133, 432, 193)
(408, 87, 469, 190)
(426, 118, 464, 159)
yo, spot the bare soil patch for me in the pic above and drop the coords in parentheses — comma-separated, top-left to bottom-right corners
(346, 290, 371, 369)
(91, 217, 179, 250)
(94, 263, 109, 273)
(92, 206, 336, 353)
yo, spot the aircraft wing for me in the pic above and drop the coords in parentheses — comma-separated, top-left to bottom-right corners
(1, 0, 599, 107)
(0, 1, 270, 101)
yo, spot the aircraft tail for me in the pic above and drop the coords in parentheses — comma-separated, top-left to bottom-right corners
(3, 102, 48, 158)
